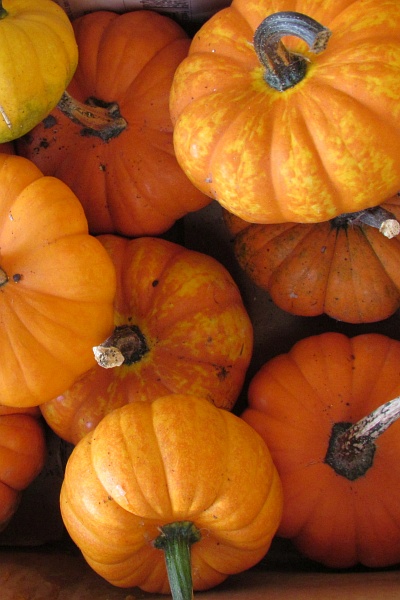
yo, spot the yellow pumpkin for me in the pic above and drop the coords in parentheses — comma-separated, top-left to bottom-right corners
(0, 0, 78, 142)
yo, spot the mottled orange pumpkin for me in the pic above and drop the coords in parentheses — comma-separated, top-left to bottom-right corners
(170, 0, 400, 224)
(41, 235, 253, 444)
(224, 197, 400, 323)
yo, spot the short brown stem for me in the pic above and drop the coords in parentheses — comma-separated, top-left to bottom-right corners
(325, 396, 400, 480)
(332, 206, 400, 239)
(57, 91, 127, 141)
(93, 324, 149, 369)
(253, 11, 331, 92)
(0, 267, 8, 286)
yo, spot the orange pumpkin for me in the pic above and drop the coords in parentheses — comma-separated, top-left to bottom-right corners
(0, 405, 46, 531)
(41, 235, 253, 444)
(0, 154, 116, 407)
(170, 0, 400, 224)
(16, 10, 211, 237)
(242, 332, 400, 568)
(224, 197, 400, 323)
(60, 394, 283, 596)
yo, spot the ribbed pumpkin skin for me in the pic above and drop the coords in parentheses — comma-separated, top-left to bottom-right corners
(0, 405, 46, 531)
(170, 0, 400, 224)
(60, 395, 283, 593)
(242, 332, 400, 568)
(0, 154, 116, 407)
(224, 196, 400, 324)
(0, 0, 78, 142)
(41, 235, 253, 444)
(16, 10, 211, 237)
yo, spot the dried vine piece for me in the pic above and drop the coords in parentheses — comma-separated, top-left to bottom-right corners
(253, 11, 332, 91)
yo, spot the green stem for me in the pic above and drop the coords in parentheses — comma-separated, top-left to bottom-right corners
(254, 11, 331, 92)
(153, 521, 201, 600)
(0, 1, 7, 19)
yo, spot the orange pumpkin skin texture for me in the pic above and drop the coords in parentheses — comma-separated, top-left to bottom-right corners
(0, 154, 116, 407)
(242, 332, 400, 568)
(224, 196, 400, 324)
(60, 394, 283, 593)
(16, 10, 211, 237)
(170, 0, 400, 224)
(41, 235, 253, 444)
(0, 405, 46, 531)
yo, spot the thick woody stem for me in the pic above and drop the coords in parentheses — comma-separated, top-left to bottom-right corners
(325, 396, 400, 480)
(93, 324, 149, 369)
(333, 206, 400, 239)
(343, 396, 400, 444)
(57, 91, 127, 141)
(253, 11, 331, 91)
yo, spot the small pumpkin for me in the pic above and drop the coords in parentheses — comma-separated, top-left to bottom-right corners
(0, 0, 78, 142)
(16, 9, 211, 237)
(0, 154, 116, 408)
(60, 394, 283, 597)
(170, 0, 400, 224)
(242, 332, 400, 568)
(0, 405, 46, 531)
(224, 196, 400, 324)
(41, 234, 253, 444)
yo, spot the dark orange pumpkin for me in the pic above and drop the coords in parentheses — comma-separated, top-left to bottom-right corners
(242, 332, 400, 568)
(0, 405, 46, 531)
(16, 10, 211, 237)
(224, 197, 400, 323)
(41, 235, 253, 444)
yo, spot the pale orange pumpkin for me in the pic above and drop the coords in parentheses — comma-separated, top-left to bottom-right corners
(0, 154, 116, 407)
(60, 394, 283, 596)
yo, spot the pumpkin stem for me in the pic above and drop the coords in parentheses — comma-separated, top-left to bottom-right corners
(0, 267, 7, 286)
(57, 91, 127, 142)
(153, 521, 201, 600)
(332, 205, 400, 239)
(93, 324, 149, 368)
(0, 2, 7, 19)
(325, 395, 400, 480)
(253, 11, 331, 92)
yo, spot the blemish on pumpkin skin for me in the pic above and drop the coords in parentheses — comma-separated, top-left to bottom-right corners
(43, 114, 57, 129)
(216, 365, 231, 381)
